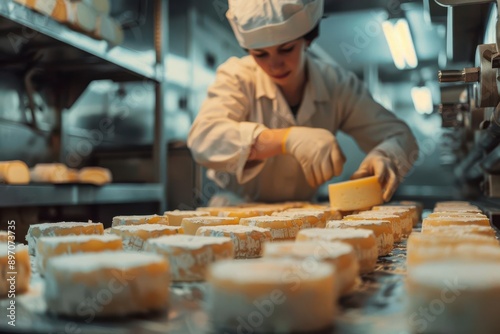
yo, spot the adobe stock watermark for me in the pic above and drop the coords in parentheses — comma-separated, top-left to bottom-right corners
(408, 277, 468, 333)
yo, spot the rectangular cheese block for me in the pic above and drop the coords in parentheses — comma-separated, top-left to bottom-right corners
(329, 176, 383, 211)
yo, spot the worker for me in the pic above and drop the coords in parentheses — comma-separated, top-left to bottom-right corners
(187, 0, 419, 206)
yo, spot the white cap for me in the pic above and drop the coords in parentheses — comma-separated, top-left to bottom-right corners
(226, 0, 323, 49)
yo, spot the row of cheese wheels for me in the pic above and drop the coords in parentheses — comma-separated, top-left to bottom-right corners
(0, 161, 112, 185)
(405, 201, 500, 334)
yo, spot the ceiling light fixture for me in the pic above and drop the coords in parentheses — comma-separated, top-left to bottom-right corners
(383, 18, 418, 70)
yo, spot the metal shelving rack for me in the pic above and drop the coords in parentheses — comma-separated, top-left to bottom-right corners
(0, 0, 168, 211)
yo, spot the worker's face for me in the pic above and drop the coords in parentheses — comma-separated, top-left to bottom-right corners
(249, 38, 309, 86)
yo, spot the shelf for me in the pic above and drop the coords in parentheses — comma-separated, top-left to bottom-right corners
(0, 1, 161, 83)
(0, 183, 163, 207)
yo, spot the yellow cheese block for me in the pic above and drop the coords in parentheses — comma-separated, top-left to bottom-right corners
(30, 163, 70, 183)
(421, 225, 496, 238)
(0, 160, 30, 184)
(217, 207, 277, 219)
(329, 176, 383, 211)
(164, 210, 210, 226)
(78, 167, 112, 185)
(196, 225, 272, 259)
(112, 214, 168, 227)
(407, 233, 499, 267)
(207, 259, 336, 333)
(407, 262, 500, 333)
(344, 212, 403, 242)
(26, 221, 104, 255)
(296, 228, 378, 274)
(239, 216, 303, 241)
(36, 234, 123, 274)
(110, 224, 183, 251)
(327, 219, 394, 256)
(422, 216, 490, 231)
(144, 235, 234, 282)
(181, 216, 239, 235)
(0, 243, 30, 297)
(370, 207, 413, 237)
(263, 241, 359, 296)
(44, 251, 170, 317)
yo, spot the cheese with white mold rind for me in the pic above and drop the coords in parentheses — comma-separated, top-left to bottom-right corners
(345, 212, 403, 242)
(207, 259, 336, 333)
(296, 228, 378, 274)
(144, 235, 234, 282)
(36, 234, 123, 274)
(422, 216, 490, 230)
(239, 216, 304, 241)
(112, 215, 168, 227)
(328, 176, 383, 211)
(164, 210, 210, 226)
(196, 225, 272, 258)
(26, 221, 104, 255)
(181, 216, 239, 235)
(110, 224, 183, 251)
(44, 251, 170, 317)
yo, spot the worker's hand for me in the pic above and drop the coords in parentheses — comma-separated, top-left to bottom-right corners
(351, 151, 398, 201)
(284, 127, 345, 188)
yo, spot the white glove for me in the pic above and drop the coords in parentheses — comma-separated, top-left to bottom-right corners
(284, 127, 345, 188)
(351, 151, 399, 201)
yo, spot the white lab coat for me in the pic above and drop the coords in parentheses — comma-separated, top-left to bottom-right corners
(187, 53, 418, 204)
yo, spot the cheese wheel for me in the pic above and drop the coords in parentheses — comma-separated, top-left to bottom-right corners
(164, 210, 210, 226)
(327, 219, 394, 256)
(329, 176, 383, 211)
(0, 160, 30, 184)
(181, 216, 239, 235)
(263, 241, 359, 296)
(272, 210, 327, 228)
(144, 235, 234, 282)
(110, 224, 183, 251)
(407, 233, 499, 267)
(407, 244, 500, 267)
(207, 259, 336, 333)
(26, 221, 104, 255)
(239, 216, 303, 241)
(44, 251, 169, 317)
(407, 262, 500, 334)
(36, 234, 123, 274)
(30, 163, 69, 183)
(296, 228, 378, 274)
(372, 206, 416, 232)
(112, 214, 168, 227)
(78, 167, 112, 185)
(344, 212, 403, 242)
(422, 216, 490, 231)
(421, 225, 496, 238)
(0, 243, 30, 297)
(196, 225, 272, 258)
(0, 231, 9, 242)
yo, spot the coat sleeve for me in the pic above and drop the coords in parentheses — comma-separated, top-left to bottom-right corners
(331, 66, 419, 178)
(187, 58, 267, 184)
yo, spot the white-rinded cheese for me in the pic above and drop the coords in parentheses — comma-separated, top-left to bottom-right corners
(0, 244, 30, 297)
(371, 206, 414, 235)
(326, 219, 394, 256)
(272, 209, 327, 228)
(196, 225, 272, 258)
(112, 214, 168, 227)
(407, 244, 500, 268)
(36, 234, 123, 274)
(144, 235, 234, 282)
(44, 251, 170, 317)
(239, 216, 303, 241)
(207, 259, 336, 333)
(328, 176, 383, 211)
(181, 216, 239, 235)
(296, 228, 378, 274)
(164, 210, 211, 226)
(422, 216, 490, 230)
(0, 160, 30, 184)
(110, 224, 183, 250)
(422, 225, 496, 238)
(407, 262, 500, 334)
(344, 212, 403, 242)
(26, 221, 104, 255)
(263, 241, 359, 296)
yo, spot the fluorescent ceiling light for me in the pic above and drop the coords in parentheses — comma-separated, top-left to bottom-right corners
(411, 86, 433, 114)
(383, 19, 418, 70)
